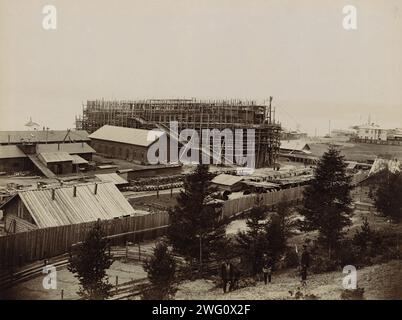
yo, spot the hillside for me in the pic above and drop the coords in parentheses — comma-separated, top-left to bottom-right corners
(175, 260, 402, 300)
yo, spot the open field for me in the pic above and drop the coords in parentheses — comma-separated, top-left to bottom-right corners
(309, 142, 402, 162)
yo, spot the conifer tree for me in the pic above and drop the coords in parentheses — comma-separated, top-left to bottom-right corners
(143, 239, 177, 300)
(300, 145, 353, 257)
(236, 196, 268, 274)
(264, 213, 288, 265)
(374, 171, 402, 222)
(68, 220, 113, 300)
(168, 164, 225, 266)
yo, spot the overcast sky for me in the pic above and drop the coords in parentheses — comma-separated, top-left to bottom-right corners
(1, 0, 401, 135)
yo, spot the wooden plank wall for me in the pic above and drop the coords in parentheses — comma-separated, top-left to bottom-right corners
(0, 212, 169, 268)
(221, 186, 305, 218)
(0, 186, 305, 268)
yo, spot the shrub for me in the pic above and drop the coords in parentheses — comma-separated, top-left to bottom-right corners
(337, 239, 367, 268)
(341, 287, 365, 300)
(310, 254, 340, 273)
(283, 249, 300, 268)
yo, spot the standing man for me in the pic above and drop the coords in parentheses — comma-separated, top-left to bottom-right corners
(300, 244, 310, 286)
(221, 259, 233, 293)
(262, 254, 273, 285)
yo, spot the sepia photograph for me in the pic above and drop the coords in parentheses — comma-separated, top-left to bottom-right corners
(0, 0, 401, 307)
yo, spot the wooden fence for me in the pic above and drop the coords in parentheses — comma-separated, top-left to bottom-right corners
(221, 186, 305, 218)
(0, 212, 169, 268)
(0, 186, 305, 268)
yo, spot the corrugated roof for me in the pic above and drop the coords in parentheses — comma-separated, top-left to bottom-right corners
(17, 182, 135, 228)
(89, 125, 164, 147)
(71, 154, 89, 165)
(0, 145, 28, 159)
(211, 174, 243, 186)
(38, 152, 74, 163)
(36, 142, 95, 154)
(95, 173, 128, 185)
(0, 130, 89, 144)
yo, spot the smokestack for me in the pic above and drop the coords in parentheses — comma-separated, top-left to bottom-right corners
(94, 183, 98, 195)
(73, 186, 77, 197)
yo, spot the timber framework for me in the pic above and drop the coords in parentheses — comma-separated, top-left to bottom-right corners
(76, 98, 281, 168)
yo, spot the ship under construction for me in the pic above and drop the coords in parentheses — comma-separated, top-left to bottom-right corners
(76, 98, 281, 168)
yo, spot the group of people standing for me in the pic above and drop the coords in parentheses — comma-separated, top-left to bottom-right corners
(220, 244, 311, 294)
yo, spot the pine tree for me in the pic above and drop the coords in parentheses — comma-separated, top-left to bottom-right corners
(300, 145, 353, 257)
(168, 164, 225, 266)
(374, 170, 402, 222)
(353, 217, 375, 253)
(265, 214, 288, 266)
(142, 239, 177, 300)
(236, 196, 268, 274)
(276, 202, 296, 239)
(68, 220, 114, 300)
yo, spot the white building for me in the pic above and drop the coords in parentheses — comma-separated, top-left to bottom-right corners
(357, 124, 388, 141)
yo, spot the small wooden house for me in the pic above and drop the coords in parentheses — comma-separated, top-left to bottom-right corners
(0, 182, 135, 233)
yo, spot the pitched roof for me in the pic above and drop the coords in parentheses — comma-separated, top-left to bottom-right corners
(13, 182, 135, 228)
(36, 142, 95, 154)
(71, 154, 89, 165)
(0, 145, 28, 159)
(280, 140, 311, 153)
(89, 125, 165, 147)
(95, 173, 128, 185)
(211, 174, 243, 186)
(346, 161, 358, 170)
(38, 152, 74, 163)
(0, 130, 89, 144)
